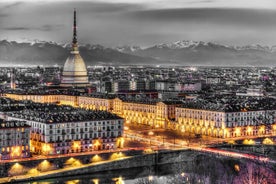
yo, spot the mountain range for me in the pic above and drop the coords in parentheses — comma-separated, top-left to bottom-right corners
(0, 40, 275, 66)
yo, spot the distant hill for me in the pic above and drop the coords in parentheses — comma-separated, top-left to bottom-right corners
(0, 40, 275, 66)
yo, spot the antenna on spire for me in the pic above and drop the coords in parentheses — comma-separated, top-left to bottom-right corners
(73, 8, 77, 44)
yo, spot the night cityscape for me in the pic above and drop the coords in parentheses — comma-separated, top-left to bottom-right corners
(0, 0, 276, 184)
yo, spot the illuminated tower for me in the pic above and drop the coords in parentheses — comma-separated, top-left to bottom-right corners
(60, 9, 89, 87)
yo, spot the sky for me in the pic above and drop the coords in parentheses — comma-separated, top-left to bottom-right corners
(0, 0, 276, 47)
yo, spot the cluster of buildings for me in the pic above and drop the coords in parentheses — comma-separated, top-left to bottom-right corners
(0, 9, 276, 161)
(175, 96, 276, 138)
(0, 10, 124, 160)
(0, 98, 124, 159)
(4, 90, 276, 139)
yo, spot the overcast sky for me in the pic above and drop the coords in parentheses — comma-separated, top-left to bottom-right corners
(1, 0, 276, 47)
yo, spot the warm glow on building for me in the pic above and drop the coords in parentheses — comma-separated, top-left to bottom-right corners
(42, 143, 52, 155)
(9, 163, 25, 176)
(65, 180, 80, 184)
(243, 139, 255, 145)
(113, 177, 125, 184)
(263, 138, 274, 145)
(175, 107, 275, 138)
(28, 168, 40, 175)
(65, 157, 82, 167)
(11, 146, 20, 157)
(0, 120, 31, 160)
(116, 137, 124, 148)
(110, 152, 125, 160)
(72, 141, 81, 152)
(37, 160, 52, 172)
(92, 179, 99, 184)
(91, 154, 103, 162)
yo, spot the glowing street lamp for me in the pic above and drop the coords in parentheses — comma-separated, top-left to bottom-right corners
(263, 138, 274, 145)
(148, 175, 154, 181)
(9, 162, 24, 176)
(38, 160, 51, 172)
(91, 154, 103, 162)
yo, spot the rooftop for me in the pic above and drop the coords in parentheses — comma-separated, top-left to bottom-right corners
(180, 95, 276, 112)
(6, 103, 123, 124)
(0, 98, 29, 112)
(81, 93, 117, 99)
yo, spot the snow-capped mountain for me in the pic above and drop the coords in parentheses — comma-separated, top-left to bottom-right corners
(154, 40, 206, 49)
(234, 44, 271, 52)
(116, 40, 276, 53)
(115, 45, 142, 53)
(0, 40, 156, 66)
(115, 40, 276, 66)
(0, 39, 275, 66)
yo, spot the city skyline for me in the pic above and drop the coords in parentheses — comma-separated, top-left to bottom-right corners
(0, 0, 276, 47)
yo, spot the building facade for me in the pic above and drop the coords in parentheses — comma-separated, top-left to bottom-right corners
(113, 98, 182, 128)
(0, 120, 31, 160)
(175, 106, 276, 138)
(4, 91, 276, 138)
(6, 104, 124, 155)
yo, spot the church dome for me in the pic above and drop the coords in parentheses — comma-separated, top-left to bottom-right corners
(60, 9, 89, 87)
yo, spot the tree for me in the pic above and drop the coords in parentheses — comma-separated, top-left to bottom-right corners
(234, 161, 276, 184)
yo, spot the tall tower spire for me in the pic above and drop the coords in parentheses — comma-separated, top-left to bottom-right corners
(73, 8, 77, 44)
(61, 8, 89, 87)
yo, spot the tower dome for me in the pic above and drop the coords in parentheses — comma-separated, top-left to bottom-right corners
(60, 9, 89, 87)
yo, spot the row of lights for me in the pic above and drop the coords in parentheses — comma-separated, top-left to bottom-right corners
(229, 138, 275, 145)
(39, 138, 124, 155)
(8, 152, 126, 176)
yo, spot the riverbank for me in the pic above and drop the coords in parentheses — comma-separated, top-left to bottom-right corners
(1, 148, 275, 184)
(0, 149, 196, 183)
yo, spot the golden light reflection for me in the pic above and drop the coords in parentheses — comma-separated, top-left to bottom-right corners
(65, 157, 76, 165)
(110, 152, 125, 160)
(28, 168, 40, 175)
(91, 179, 99, 184)
(9, 163, 25, 176)
(234, 164, 240, 172)
(243, 139, 255, 145)
(91, 154, 103, 162)
(246, 126, 252, 133)
(42, 143, 52, 155)
(263, 138, 274, 145)
(11, 146, 20, 158)
(72, 141, 81, 151)
(72, 160, 82, 167)
(258, 126, 265, 134)
(65, 157, 82, 167)
(235, 128, 241, 136)
(30, 140, 35, 152)
(143, 148, 154, 154)
(38, 160, 52, 172)
(65, 180, 80, 184)
(116, 137, 124, 148)
(228, 140, 236, 145)
(113, 177, 125, 184)
(94, 140, 100, 146)
(148, 175, 154, 181)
